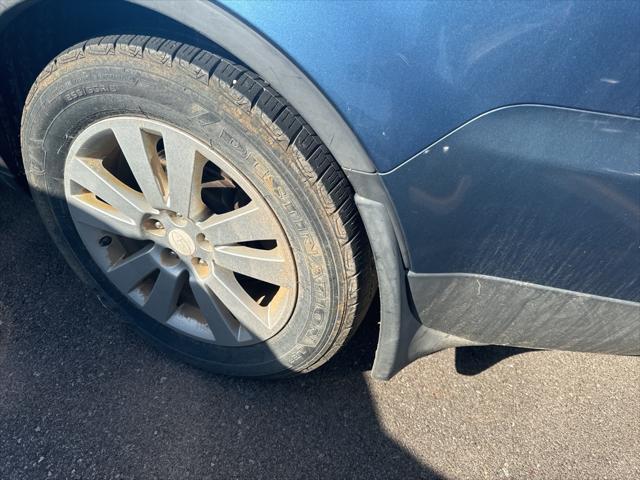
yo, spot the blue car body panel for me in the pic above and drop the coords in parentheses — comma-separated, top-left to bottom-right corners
(383, 105, 640, 301)
(220, 0, 640, 172)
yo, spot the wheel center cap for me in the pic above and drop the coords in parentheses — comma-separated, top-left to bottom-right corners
(168, 229, 195, 256)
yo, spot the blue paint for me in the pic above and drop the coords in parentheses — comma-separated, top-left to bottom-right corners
(382, 106, 640, 301)
(220, 0, 640, 172)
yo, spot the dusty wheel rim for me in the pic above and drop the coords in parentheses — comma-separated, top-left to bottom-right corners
(63, 117, 297, 346)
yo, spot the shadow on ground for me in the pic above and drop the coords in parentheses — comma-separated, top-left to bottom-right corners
(455, 346, 534, 376)
(0, 186, 441, 478)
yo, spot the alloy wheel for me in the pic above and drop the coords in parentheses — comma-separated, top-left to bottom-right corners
(63, 117, 297, 346)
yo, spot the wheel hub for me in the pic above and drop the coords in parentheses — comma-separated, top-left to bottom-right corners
(144, 210, 212, 277)
(63, 117, 297, 346)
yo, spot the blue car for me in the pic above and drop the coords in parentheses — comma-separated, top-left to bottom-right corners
(0, 0, 638, 378)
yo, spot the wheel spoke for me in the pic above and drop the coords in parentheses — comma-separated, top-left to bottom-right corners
(143, 267, 187, 321)
(67, 158, 152, 224)
(201, 179, 235, 190)
(67, 193, 145, 239)
(163, 129, 206, 217)
(205, 268, 272, 332)
(107, 243, 160, 292)
(190, 278, 244, 344)
(198, 203, 279, 245)
(111, 125, 167, 208)
(213, 245, 292, 287)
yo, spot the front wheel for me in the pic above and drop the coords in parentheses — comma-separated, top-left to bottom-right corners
(21, 35, 376, 377)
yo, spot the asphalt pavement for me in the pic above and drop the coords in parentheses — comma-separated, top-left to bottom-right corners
(1, 184, 638, 479)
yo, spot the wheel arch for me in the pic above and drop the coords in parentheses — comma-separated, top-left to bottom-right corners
(0, 0, 376, 173)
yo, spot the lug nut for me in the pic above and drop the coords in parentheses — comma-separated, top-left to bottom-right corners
(99, 236, 112, 247)
(154, 221, 164, 230)
(168, 249, 177, 257)
(191, 257, 210, 278)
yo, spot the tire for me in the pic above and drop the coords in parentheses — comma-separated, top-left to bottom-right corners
(21, 35, 376, 377)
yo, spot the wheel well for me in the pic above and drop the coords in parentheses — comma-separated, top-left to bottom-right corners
(0, 0, 240, 183)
